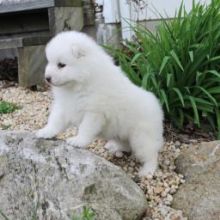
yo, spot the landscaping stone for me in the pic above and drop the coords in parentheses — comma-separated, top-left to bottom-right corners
(0, 131, 147, 220)
(173, 141, 220, 220)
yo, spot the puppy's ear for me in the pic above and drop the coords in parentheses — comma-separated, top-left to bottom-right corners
(72, 45, 86, 59)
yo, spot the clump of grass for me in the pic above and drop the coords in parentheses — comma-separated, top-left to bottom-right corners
(108, 0, 220, 138)
(0, 206, 96, 220)
(72, 207, 96, 220)
(0, 100, 19, 114)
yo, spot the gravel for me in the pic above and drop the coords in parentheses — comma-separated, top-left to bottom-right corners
(0, 84, 196, 220)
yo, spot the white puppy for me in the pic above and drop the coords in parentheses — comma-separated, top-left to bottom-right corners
(36, 31, 164, 176)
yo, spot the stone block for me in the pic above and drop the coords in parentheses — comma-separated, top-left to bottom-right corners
(49, 7, 84, 35)
(18, 45, 46, 87)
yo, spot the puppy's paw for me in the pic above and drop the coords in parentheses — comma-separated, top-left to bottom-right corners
(66, 137, 89, 148)
(104, 140, 120, 152)
(138, 160, 157, 177)
(35, 128, 55, 139)
(104, 140, 130, 157)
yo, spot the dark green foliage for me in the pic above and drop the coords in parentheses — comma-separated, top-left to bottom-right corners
(0, 101, 19, 114)
(108, 0, 220, 138)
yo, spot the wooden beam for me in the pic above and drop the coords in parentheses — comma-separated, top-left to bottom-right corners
(0, 35, 50, 49)
(0, 0, 82, 13)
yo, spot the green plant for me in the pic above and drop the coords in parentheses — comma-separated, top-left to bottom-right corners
(0, 206, 96, 220)
(0, 100, 19, 114)
(72, 207, 96, 220)
(108, 0, 220, 138)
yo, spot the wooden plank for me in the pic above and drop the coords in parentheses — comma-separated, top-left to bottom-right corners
(0, 0, 54, 13)
(54, 0, 82, 7)
(0, 38, 23, 49)
(0, 34, 50, 49)
(22, 35, 50, 46)
(0, 9, 49, 35)
(0, 0, 82, 13)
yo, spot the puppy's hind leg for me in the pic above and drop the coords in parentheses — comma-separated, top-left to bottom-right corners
(67, 112, 105, 148)
(129, 131, 163, 176)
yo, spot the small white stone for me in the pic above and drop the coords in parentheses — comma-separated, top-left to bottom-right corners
(130, 161, 135, 167)
(166, 194, 173, 202)
(115, 151, 123, 158)
(175, 141, 181, 147)
(153, 186, 164, 194)
(146, 174, 153, 179)
(164, 160, 170, 165)
(161, 191, 168, 198)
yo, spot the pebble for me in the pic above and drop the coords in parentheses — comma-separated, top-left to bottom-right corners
(164, 159, 170, 165)
(130, 161, 136, 167)
(153, 186, 164, 194)
(170, 187, 177, 194)
(189, 139, 198, 144)
(115, 151, 123, 158)
(161, 191, 168, 198)
(166, 194, 173, 202)
(128, 167, 134, 172)
(174, 141, 181, 147)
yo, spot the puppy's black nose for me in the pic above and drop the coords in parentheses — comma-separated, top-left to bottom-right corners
(45, 77, 51, 83)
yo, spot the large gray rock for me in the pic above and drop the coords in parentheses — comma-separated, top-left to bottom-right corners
(173, 141, 220, 220)
(0, 131, 147, 220)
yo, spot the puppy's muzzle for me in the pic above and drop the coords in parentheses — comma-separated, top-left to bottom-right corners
(45, 76, 51, 84)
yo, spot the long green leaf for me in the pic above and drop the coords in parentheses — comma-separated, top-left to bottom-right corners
(189, 96, 200, 126)
(160, 89, 170, 112)
(189, 51, 194, 62)
(194, 86, 218, 106)
(207, 87, 220, 94)
(170, 50, 184, 71)
(131, 53, 142, 65)
(172, 88, 185, 107)
(159, 56, 170, 74)
(166, 73, 173, 87)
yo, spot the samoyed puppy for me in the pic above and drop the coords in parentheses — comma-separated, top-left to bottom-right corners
(36, 31, 164, 176)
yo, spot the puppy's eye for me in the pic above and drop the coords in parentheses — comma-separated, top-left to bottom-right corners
(57, 62, 66, 68)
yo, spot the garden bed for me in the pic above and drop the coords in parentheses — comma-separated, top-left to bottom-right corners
(0, 83, 214, 220)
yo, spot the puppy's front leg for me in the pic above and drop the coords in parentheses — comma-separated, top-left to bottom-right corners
(67, 112, 105, 148)
(36, 105, 68, 139)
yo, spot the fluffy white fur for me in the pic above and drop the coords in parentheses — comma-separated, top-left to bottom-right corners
(36, 31, 164, 176)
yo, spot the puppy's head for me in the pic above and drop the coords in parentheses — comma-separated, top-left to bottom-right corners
(45, 31, 99, 87)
